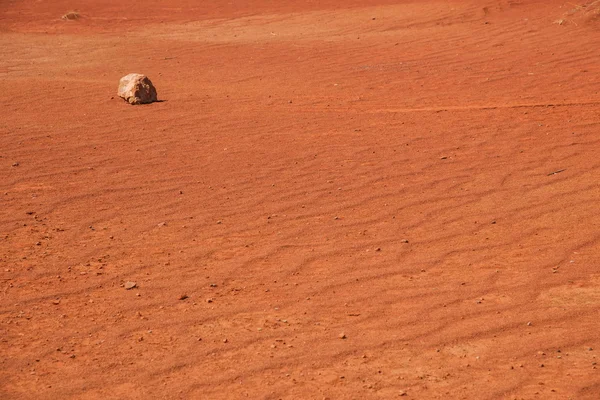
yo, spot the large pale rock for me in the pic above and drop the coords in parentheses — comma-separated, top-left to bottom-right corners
(117, 73, 157, 105)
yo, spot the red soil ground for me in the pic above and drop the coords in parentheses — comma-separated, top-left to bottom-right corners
(1, 0, 600, 398)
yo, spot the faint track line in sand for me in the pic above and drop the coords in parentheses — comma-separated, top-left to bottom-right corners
(300, 100, 600, 114)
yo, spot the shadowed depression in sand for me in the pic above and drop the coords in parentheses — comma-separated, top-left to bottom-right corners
(1, 0, 600, 399)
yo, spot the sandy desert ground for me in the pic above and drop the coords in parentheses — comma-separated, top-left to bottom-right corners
(1, 0, 600, 398)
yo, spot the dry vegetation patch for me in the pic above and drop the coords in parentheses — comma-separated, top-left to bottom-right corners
(555, 1, 600, 25)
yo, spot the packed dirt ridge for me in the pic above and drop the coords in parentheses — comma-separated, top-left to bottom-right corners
(1, 0, 600, 399)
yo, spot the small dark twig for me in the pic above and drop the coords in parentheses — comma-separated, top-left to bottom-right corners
(547, 169, 566, 176)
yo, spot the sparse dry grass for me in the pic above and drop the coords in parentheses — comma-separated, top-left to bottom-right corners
(555, 1, 600, 26)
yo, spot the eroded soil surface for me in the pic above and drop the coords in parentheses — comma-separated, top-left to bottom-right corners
(1, 0, 600, 398)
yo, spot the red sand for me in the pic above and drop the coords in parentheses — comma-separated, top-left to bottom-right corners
(1, 1, 600, 398)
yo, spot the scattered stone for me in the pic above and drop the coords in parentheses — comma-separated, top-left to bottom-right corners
(223, 338, 228, 343)
(62, 11, 80, 21)
(527, 321, 532, 326)
(11, 162, 19, 167)
(399, 391, 408, 396)
(339, 333, 347, 339)
(124, 281, 137, 290)
(400, 239, 409, 243)
(179, 294, 189, 300)
(206, 298, 213, 303)
(117, 73, 158, 105)
(52, 299, 60, 305)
